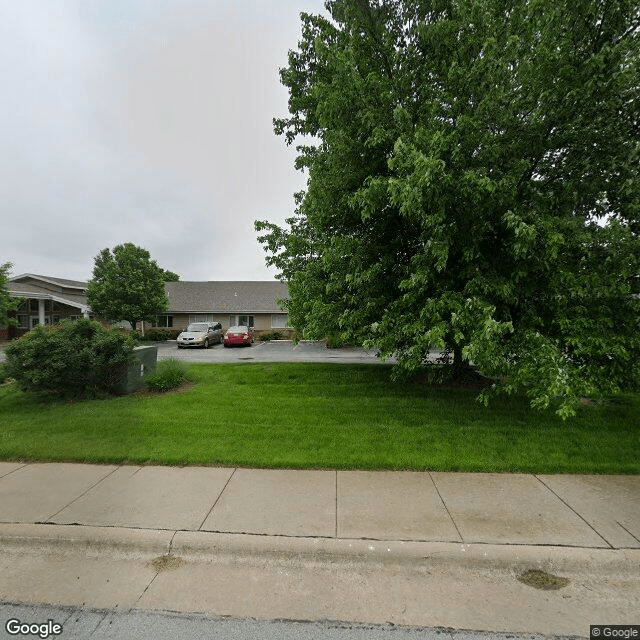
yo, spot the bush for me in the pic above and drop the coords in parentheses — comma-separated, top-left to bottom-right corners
(142, 328, 171, 341)
(145, 358, 192, 392)
(138, 328, 181, 341)
(4, 319, 135, 398)
(259, 331, 284, 342)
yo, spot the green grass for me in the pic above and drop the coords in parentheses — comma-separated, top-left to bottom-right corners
(0, 363, 638, 473)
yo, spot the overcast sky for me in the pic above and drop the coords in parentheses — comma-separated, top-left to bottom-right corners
(0, 0, 325, 282)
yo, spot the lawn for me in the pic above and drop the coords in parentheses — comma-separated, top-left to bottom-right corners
(0, 362, 638, 473)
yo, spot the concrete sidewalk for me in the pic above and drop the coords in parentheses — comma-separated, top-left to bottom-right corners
(1, 463, 639, 547)
(0, 463, 639, 636)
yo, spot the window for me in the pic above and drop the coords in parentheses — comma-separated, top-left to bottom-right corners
(154, 315, 173, 328)
(271, 314, 289, 329)
(17, 315, 29, 328)
(189, 314, 214, 324)
(230, 315, 254, 328)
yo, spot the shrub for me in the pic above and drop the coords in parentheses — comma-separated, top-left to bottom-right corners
(143, 328, 171, 341)
(138, 328, 181, 341)
(4, 319, 135, 397)
(259, 331, 284, 342)
(145, 358, 192, 392)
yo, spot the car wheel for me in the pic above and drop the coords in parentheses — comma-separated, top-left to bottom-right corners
(204, 339, 209, 349)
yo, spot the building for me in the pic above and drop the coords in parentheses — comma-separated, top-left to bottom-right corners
(1, 275, 291, 339)
(159, 281, 292, 337)
(1, 274, 92, 340)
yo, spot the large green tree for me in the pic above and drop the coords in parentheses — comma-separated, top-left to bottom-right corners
(257, 0, 640, 417)
(87, 243, 170, 332)
(0, 262, 20, 328)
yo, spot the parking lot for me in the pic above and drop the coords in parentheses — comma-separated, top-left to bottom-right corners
(0, 340, 447, 366)
(156, 339, 395, 364)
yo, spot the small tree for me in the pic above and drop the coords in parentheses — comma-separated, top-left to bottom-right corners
(86, 243, 170, 332)
(0, 262, 20, 328)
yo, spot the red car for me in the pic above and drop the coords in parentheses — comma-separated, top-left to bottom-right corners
(223, 325, 254, 347)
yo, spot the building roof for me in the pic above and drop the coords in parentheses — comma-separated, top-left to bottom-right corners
(10, 274, 87, 291)
(8, 282, 88, 306)
(8, 275, 90, 311)
(7, 274, 289, 316)
(165, 281, 289, 314)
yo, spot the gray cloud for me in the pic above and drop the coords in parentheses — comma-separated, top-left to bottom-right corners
(1, 0, 323, 281)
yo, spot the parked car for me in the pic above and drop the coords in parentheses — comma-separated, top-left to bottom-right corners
(177, 322, 223, 348)
(224, 325, 254, 347)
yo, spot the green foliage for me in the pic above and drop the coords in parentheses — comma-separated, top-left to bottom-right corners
(161, 269, 180, 282)
(0, 262, 20, 327)
(4, 318, 135, 397)
(144, 358, 192, 392)
(257, 0, 640, 418)
(258, 331, 284, 342)
(326, 334, 351, 348)
(141, 328, 180, 341)
(86, 243, 169, 331)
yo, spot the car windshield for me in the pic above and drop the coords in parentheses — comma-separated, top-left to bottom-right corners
(227, 326, 247, 333)
(186, 323, 208, 332)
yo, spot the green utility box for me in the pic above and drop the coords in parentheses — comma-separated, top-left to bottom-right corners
(116, 345, 158, 395)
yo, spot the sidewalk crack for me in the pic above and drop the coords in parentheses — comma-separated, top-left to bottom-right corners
(197, 467, 237, 530)
(45, 465, 121, 522)
(168, 530, 178, 554)
(133, 571, 161, 609)
(616, 520, 640, 545)
(0, 462, 29, 480)
(534, 475, 614, 549)
(429, 472, 464, 543)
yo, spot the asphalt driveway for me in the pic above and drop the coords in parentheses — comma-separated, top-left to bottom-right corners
(155, 340, 396, 364)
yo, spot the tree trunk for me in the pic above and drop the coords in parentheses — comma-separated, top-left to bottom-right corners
(451, 343, 468, 378)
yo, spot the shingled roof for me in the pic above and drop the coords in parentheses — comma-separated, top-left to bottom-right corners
(11, 274, 87, 290)
(165, 281, 289, 314)
(8, 274, 90, 311)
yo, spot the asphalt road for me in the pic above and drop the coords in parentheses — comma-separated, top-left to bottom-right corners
(0, 603, 579, 640)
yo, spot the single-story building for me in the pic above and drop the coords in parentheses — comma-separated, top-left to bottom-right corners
(158, 281, 292, 337)
(1, 274, 92, 340)
(1, 275, 292, 340)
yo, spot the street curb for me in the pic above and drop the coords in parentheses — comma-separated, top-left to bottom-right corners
(2, 523, 639, 578)
(0, 523, 173, 558)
